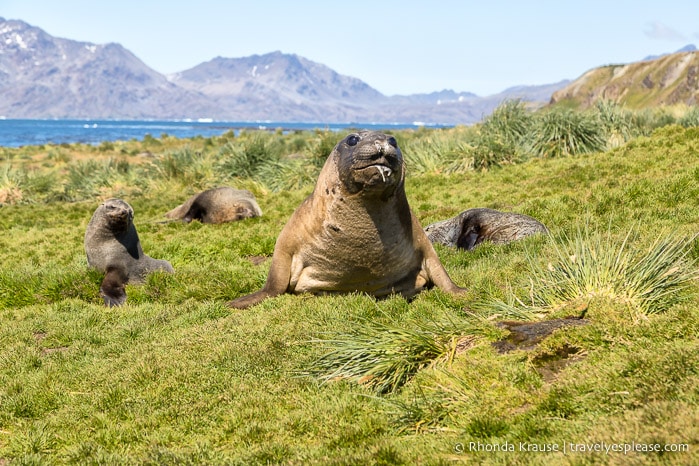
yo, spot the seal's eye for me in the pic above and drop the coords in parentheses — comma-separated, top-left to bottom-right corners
(387, 137, 398, 148)
(346, 135, 360, 146)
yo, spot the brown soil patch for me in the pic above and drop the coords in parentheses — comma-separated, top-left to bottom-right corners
(492, 317, 588, 381)
(492, 317, 587, 353)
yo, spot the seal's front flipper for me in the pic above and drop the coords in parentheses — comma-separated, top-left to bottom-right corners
(100, 268, 128, 307)
(227, 249, 294, 309)
(424, 255, 469, 296)
(227, 290, 277, 309)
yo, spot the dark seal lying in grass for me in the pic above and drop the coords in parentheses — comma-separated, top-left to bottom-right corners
(164, 187, 262, 224)
(85, 198, 174, 306)
(228, 131, 467, 309)
(425, 207, 548, 251)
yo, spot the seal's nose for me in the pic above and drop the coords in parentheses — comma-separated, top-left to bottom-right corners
(375, 140, 385, 155)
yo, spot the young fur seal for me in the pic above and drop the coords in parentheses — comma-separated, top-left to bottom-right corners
(164, 187, 262, 224)
(228, 131, 467, 309)
(85, 198, 174, 306)
(425, 208, 548, 251)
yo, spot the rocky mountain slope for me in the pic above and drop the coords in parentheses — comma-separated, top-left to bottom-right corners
(0, 17, 567, 123)
(550, 49, 699, 109)
(168, 52, 389, 122)
(0, 18, 215, 119)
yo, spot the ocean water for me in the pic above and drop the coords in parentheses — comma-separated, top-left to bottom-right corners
(0, 119, 447, 148)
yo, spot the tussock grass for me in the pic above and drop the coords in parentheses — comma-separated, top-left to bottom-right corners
(0, 165, 25, 204)
(305, 129, 353, 167)
(486, 228, 699, 320)
(528, 109, 607, 157)
(542, 229, 699, 316)
(403, 135, 471, 175)
(305, 315, 491, 394)
(218, 131, 286, 178)
(482, 99, 532, 143)
(594, 99, 642, 147)
(679, 105, 699, 128)
(255, 158, 321, 192)
(145, 146, 214, 185)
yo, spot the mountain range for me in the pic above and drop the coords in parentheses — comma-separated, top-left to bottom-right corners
(0, 17, 568, 124)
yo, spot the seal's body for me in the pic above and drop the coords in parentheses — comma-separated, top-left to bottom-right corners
(228, 131, 466, 309)
(425, 208, 548, 251)
(85, 198, 174, 306)
(165, 187, 262, 224)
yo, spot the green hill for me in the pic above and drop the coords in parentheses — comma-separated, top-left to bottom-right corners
(551, 51, 699, 109)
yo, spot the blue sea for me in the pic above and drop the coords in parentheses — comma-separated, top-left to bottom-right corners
(0, 119, 448, 148)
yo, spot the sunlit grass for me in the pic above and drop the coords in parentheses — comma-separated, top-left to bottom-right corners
(1, 122, 699, 464)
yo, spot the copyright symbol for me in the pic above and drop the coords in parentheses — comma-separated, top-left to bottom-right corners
(454, 443, 464, 453)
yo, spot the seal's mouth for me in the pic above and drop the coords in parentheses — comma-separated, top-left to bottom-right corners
(106, 209, 131, 229)
(373, 164, 393, 182)
(356, 163, 394, 183)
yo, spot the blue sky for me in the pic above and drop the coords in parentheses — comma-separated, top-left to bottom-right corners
(3, 0, 698, 96)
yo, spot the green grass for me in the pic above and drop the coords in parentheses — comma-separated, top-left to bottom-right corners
(1, 123, 698, 464)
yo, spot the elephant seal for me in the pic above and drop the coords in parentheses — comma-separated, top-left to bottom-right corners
(228, 131, 467, 309)
(425, 208, 548, 251)
(85, 198, 174, 306)
(165, 187, 262, 224)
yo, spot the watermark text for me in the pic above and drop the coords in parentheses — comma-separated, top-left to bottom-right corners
(453, 441, 689, 455)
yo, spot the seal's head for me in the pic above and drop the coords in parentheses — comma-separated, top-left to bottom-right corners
(333, 131, 404, 197)
(101, 198, 134, 232)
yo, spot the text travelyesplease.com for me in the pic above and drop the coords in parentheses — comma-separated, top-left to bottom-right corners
(454, 441, 689, 455)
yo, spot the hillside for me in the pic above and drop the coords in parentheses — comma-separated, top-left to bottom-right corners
(550, 50, 699, 109)
(0, 125, 698, 464)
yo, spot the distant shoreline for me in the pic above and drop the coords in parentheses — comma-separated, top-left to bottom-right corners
(0, 119, 453, 148)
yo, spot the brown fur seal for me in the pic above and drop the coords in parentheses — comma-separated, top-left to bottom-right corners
(425, 208, 548, 251)
(165, 187, 262, 224)
(85, 198, 174, 306)
(227, 131, 467, 309)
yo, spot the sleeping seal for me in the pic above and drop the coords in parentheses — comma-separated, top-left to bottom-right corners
(165, 187, 262, 224)
(85, 198, 174, 306)
(228, 131, 467, 309)
(425, 207, 548, 250)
